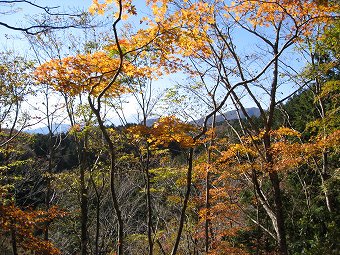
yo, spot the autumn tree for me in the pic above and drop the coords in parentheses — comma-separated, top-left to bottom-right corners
(280, 14, 340, 253)
(0, 203, 65, 254)
(0, 52, 66, 254)
(32, 1, 339, 255)
(34, 1, 198, 254)
(0, 51, 33, 214)
(34, 6, 153, 251)
(29, 23, 109, 254)
(141, 0, 339, 254)
(0, 51, 34, 143)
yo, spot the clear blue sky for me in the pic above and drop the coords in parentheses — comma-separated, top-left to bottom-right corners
(0, 0, 151, 53)
(0, 0, 306, 128)
(0, 0, 92, 51)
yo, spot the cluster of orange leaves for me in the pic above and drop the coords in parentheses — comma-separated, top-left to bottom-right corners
(218, 127, 340, 174)
(89, 0, 215, 76)
(192, 127, 340, 254)
(0, 203, 66, 254)
(143, 0, 338, 62)
(89, 0, 137, 19)
(227, 0, 338, 34)
(34, 49, 155, 97)
(84, 0, 339, 88)
(127, 116, 197, 148)
(193, 161, 249, 254)
(147, 0, 214, 61)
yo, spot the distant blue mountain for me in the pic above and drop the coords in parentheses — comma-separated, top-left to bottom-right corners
(194, 107, 261, 125)
(26, 123, 70, 134)
(145, 107, 260, 127)
(26, 108, 260, 133)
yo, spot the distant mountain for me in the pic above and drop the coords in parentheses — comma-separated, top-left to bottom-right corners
(145, 118, 158, 127)
(194, 107, 261, 126)
(25, 124, 71, 134)
(145, 107, 260, 127)
(26, 108, 260, 133)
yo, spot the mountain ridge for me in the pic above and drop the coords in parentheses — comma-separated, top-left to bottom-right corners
(26, 107, 260, 134)
(146, 107, 260, 126)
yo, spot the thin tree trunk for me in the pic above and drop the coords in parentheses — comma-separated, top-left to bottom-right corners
(269, 172, 288, 255)
(171, 148, 194, 255)
(204, 170, 210, 254)
(156, 239, 166, 255)
(80, 138, 89, 255)
(264, 34, 288, 254)
(320, 151, 332, 212)
(110, 152, 124, 255)
(95, 196, 100, 255)
(145, 147, 154, 255)
(44, 96, 53, 241)
(205, 112, 216, 253)
(44, 155, 52, 241)
(91, 172, 104, 255)
(80, 165, 88, 255)
(11, 224, 18, 255)
(312, 53, 333, 213)
(89, 96, 124, 255)
(263, 128, 288, 255)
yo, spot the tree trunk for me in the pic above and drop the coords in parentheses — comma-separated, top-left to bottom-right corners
(88, 96, 124, 255)
(265, 37, 288, 255)
(264, 131, 288, 255)
(269, 172, 288, 255)
(110, 152, 124, 255)
(145, 147, 154, 255)
(319, 151, 333, 212)
(204, 170, 210, 254)
(11, 225, 18, 255)
(95, 196, 100, 255)
(44, 129, 53, 241)
(171, 148, 194, 255)
(80, 165, 88, 255)
(205, 112, 216, 253)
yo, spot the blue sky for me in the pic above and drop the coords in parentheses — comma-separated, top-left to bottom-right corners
(0, 0, 173, 128)
(0, 0, 92, 51)
(0, 1, 307, 129)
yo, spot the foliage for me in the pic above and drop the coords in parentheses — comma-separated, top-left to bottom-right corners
(0, 52, 33, 132)
(0, 1, 339, 255)
(0, 203, 65, 254)
(35, 51, 130, 96)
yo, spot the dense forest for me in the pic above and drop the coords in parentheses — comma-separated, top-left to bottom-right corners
(0, 1, 339, 255)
